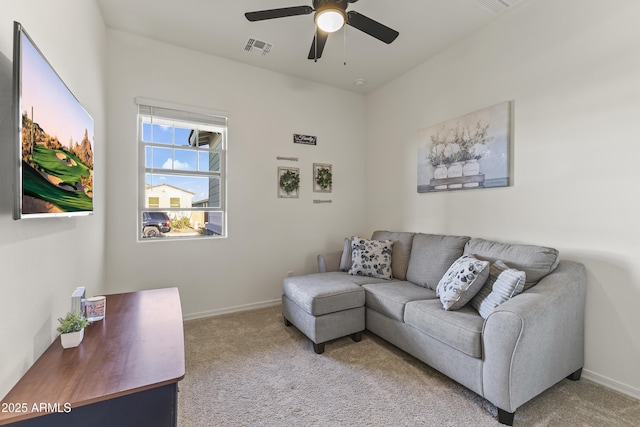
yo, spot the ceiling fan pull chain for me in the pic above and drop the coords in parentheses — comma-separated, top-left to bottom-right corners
(343, 26, 347, 65)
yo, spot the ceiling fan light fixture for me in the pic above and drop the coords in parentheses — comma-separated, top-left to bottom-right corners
(315, 8, 346, 33)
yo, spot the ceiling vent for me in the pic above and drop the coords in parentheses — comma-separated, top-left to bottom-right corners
(475, 0, 525, 15)
(244, 38, 273, 56)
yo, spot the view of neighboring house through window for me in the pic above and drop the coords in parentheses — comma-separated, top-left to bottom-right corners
(137, 101, 227, 240)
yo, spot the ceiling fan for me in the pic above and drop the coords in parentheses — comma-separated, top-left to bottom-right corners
(245, 0, 399, 61)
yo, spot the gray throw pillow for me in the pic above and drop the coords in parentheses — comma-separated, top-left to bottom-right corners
(436, 254, 489, 310)
(470, 260, 526, 319)
(348, 237, 394, 280)
(339, 237, 353, 271)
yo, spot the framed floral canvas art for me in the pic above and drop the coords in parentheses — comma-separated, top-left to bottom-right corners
(417, 101, 511, 193)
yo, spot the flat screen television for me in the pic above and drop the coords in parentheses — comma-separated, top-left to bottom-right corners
(12, 21, 94, 219)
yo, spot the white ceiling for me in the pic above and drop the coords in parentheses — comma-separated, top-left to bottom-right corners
(97, 0, 528, 94)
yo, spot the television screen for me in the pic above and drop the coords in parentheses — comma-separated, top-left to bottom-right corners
(13, 21, 94, 219)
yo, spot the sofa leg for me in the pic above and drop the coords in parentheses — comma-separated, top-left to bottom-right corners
(497, 408, 515, 426)
(283, 317, 292, 327)
(567, 367, 582, 381)
(351, 331, 363, 342)
(313, 342, 325, 354)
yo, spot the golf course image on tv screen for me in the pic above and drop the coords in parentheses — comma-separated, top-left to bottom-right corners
(16, 22, 94, 217)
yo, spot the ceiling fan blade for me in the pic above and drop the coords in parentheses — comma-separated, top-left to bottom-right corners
(245, 6, 313, 22)
(307, 31, 329, 61)
(346, 11, 399, 44)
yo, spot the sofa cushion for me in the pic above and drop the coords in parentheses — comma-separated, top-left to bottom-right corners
(349, 237, 394, 280)
(406, 234, 470, 290)
(287, 271, 390, 288)
(362, 281, 436, 321)
(464, 238, 559, 290)
(404, 299, 485, 358)
(283, 273, 368, 316)
(371, 231, 415, 281)
(470, 260, 526, 318)
(436, 255, 490, 310)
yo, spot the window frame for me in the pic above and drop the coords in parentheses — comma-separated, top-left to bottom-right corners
(136, 99, 228, 241)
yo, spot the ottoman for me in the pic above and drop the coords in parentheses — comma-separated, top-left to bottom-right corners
(282, 273, 365, 354)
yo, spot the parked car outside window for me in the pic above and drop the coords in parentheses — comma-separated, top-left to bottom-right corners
(142, 212, 171, 238)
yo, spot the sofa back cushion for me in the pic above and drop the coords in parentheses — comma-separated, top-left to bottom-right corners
(464, 238, 559, 290)
(371, 231, 415, 281)
(406, 234, 470, 290)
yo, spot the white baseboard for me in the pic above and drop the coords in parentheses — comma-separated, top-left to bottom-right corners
(183, 299, 281, 321)
(582, 369, 640, 400)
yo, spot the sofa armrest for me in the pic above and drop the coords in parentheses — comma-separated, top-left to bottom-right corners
(482, 260, 586, 413)
(317, 250, 343, 273)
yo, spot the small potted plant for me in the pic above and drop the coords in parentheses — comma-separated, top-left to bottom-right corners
(57, 312, 89, 349)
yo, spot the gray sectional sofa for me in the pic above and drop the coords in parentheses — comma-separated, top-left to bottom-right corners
(281, 231, 587, 425)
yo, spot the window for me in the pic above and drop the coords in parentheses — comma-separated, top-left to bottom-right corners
(137, 100, 227, 240)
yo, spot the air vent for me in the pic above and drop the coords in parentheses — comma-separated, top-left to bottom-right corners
(475, 0, 524, 15)
(244, 38, 272, 56)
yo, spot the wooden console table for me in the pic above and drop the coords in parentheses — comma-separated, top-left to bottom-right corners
(0, 288, 185, 427)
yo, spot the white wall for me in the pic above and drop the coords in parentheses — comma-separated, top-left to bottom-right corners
(3, 0, 638, 405)
(104, 30, 367, 318)
(0, 0, 107, 398)
(365, 0, 640, 397)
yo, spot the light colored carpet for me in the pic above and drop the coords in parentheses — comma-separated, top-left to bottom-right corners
(178, 305, 640, 426)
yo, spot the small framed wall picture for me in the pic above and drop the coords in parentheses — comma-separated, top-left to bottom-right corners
(313, 163, 332, 193)
(278, 166, 300, 198)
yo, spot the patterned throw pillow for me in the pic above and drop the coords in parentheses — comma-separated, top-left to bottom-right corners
(470, 260, 526, 318)
(436, 254, 489, 310)
(348, 237, 394, 280)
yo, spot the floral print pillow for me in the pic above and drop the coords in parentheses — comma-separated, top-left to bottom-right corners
(348, 237, 394, 280)
(436, 254, 490, 310)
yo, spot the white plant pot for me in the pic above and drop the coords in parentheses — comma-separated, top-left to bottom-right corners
(434, 164, 448, 180)
(463, 159, 481, 176)
(60, 328, 84, 349)
(447, 162, 463, 178)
